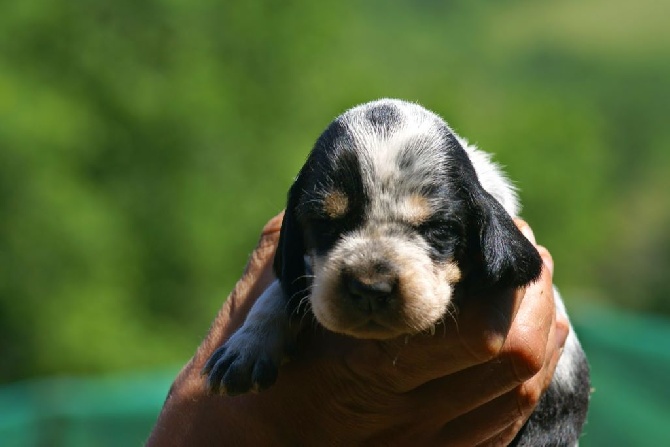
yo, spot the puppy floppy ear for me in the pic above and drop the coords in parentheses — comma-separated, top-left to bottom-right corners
(469, 189, 543, 289)
(273, 174, 308, 308)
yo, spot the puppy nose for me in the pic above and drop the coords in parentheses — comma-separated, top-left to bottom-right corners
(346, 276, 395, 310)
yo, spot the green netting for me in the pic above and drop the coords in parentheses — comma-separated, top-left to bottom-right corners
(1, 305, 668, 446)
(574, 305, 670, 446)
(0, 371, 177, 446)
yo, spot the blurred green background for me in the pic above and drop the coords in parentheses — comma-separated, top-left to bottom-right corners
(1, 0, 669, 445)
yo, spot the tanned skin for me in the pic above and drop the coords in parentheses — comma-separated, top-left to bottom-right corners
(147, 212, 567, 447)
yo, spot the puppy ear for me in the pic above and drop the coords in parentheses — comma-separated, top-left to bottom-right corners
(469, 190, 543, 289)
(273, 174, 308, 307)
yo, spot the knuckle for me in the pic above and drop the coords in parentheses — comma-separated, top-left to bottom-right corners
(505, 325, 547, 381)
(535, 245, 550, 259)
(470, 331, 506, 362)
(515, 382, 543, 414)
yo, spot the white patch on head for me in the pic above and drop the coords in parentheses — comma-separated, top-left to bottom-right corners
(342, 99, 451, 223)
(339, 99, 520, 220)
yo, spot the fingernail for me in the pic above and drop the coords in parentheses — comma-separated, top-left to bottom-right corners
(544, 257, 554, 275)
(520, 225, 536, 244)
(539, 249, 554, 275)
(555, 323, 569, 348)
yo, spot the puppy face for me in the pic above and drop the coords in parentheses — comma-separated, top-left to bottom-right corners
(275, 99, 542, 340)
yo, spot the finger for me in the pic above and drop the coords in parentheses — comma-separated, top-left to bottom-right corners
(476, 422, 523, 447)
(536, 244, 554, 276)
(405, 270, 557, 418)
(262, 210, 285, 235)
(194, 212, 284, 365)
(533, 246, 567, 351)
(372, 262, 554, 393)
(438, 336, 563, 447)
(406, 353, 539, 423)
(363, 286, 523, 389)
(447, 243, 557, 368)
(532, 247, 567, 356)
(473, 328, 565, 447)
(505, 262, 556, 384)
(516, 219, 555, 278)
(437, 390, 530, 447)
(514, 218, 536, 245)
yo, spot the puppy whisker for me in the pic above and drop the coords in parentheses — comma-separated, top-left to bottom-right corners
(286, 284, 314, 315)
(290, 274, 315, 286)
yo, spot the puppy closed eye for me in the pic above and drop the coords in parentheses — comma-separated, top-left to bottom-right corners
(306, 217, 346, 254)
(419, 219, 463, 254)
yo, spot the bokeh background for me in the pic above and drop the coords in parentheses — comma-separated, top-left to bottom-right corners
(1, 0, 669, 445)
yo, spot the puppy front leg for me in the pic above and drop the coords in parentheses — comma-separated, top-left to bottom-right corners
(203, 280, 295, 395)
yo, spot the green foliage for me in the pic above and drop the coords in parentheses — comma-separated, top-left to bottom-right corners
(0, 0, 668, 381)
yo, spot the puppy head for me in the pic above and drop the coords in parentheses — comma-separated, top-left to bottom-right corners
(275, 99, 542, 340)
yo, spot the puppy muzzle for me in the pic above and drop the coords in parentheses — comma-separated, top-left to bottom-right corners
(311, 233, 450, 339)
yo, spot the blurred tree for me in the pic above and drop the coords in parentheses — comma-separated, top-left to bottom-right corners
(0, 0, 668, 381)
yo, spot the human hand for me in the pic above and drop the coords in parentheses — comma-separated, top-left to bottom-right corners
(147, 214, 568, 446)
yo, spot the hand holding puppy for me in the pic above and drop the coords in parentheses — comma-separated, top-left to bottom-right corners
(147, 213, 567, 447)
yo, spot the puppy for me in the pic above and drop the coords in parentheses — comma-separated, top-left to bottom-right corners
(203, 99, 590, 446)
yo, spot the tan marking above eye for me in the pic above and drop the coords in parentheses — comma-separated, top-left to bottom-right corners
(323, 190, 349, 218)
(404, 194, 432, 226)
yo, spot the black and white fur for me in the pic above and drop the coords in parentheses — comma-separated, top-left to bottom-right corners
(203, 99, 590, 446)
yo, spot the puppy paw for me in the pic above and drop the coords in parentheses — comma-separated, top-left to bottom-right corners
(202, 328, 285, 395)
(202, 279, 293, 395)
